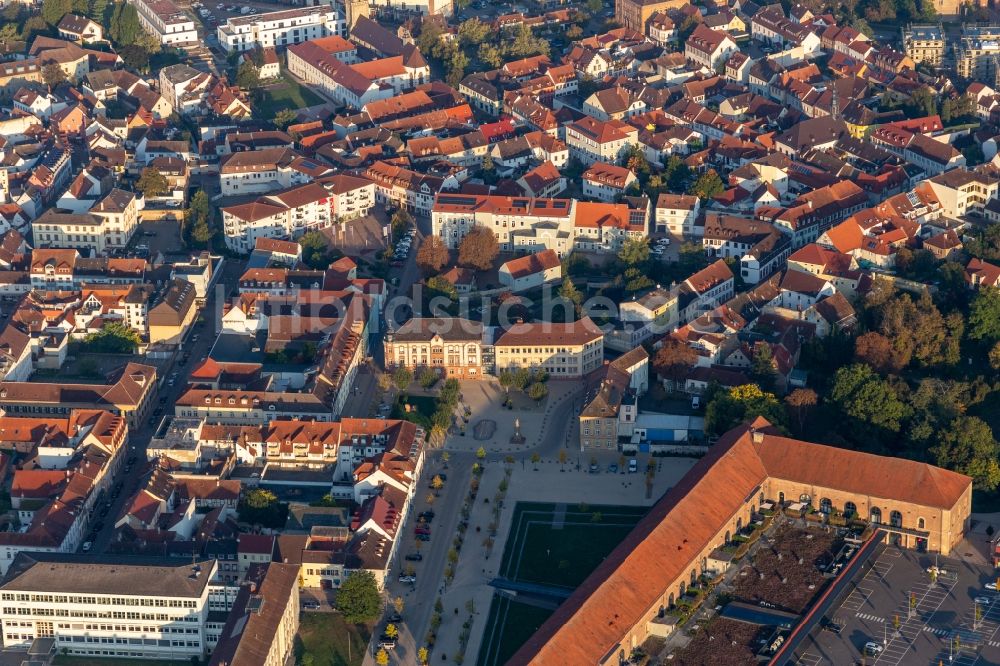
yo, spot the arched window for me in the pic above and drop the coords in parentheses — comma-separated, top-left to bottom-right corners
(918, 517, 926, 529)
(778, 492, 785, 505)
(669, 593, 675, 608)
(844, 501, 857, 518)
(890, 510, 903, 528)
(736, 517, 743, 532)
(759, 492, 765, 504)
(725, 530, 731, 544)
(870, 507, 882, 524)
(679, 582, 686, 596)
(691, 570, 697, 586)
(820, 498, 832, 514)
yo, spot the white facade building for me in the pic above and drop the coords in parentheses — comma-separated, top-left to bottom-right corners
(130, 0, 197, 45)
(0, 555, 220, 661)
(216, 5, 345, 53)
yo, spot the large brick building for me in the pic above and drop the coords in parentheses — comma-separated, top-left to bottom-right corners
(384, 317, 485, 379)
(509, 417, 972, 666)
(615, 0, 687, 33)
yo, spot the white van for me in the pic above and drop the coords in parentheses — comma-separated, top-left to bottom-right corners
(628, 459, 638, 474)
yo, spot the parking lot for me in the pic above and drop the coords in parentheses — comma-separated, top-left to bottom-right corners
(795, 542, 1000, 665)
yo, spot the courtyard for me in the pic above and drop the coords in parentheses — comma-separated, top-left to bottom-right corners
(477, 502, 649, 666)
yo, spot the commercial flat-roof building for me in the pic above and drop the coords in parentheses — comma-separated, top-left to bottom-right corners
(0, 554, 219, 660)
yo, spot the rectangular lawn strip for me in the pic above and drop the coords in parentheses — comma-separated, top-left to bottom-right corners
(53, 659, 184, 666)
(256, 75, 325, 118)
(477, 595, 556, 666)
(295, 612, 371, 666)
(480, 501, 649, 665)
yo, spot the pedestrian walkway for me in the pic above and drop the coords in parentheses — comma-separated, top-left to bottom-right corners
(551, 503, 566, 529)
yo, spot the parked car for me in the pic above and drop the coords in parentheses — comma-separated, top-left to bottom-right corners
(405, 553, 423, 561)
(414, 525, 430, 535)
(589, 463, 599, 473)
(976, 596, 991, 606)
(82, 541, 93, 552)
(608, 464, 618, 473)
(378, 639, 396, 650)
(628, 459, 638, 474)
(864, 642, 882, 656)
(988, 582, 998, 591)
(419, 511, 435, 522)
(302, 601, 320, 610)
(398, 575, 416, 584)
(415, 533, 430, 542)
(691, 396, 701, 410)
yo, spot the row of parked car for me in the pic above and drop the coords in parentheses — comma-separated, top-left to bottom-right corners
(390, 228, 416, 266)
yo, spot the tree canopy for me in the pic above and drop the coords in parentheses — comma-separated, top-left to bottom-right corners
(337, 571, 381, 625)
(136, 167, 169, 198)
(458, 227, 498, 271)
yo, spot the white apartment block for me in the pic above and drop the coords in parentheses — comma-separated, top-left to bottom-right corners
(32, 189, 139, 253)
(217, 5, 345, 53)
(431, 193, 576, 256)
(221, 182, 333, 254)
(218, 148, 312, 197)
(493, 317, 605, 377)
(130, 0, 197, 45)
(655, 193, 701, 236)
(0, 556, 218, 660)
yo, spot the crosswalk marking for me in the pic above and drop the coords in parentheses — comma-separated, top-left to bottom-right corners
(856, 612, 885, 623)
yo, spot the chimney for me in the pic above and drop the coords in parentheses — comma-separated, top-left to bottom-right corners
(750, 428, 764, 444)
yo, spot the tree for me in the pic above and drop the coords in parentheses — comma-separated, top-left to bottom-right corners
(416, 235, 449, 273)
(617, 236, 650, 266)
(990, 342, 1000, 371)
(458, 227, 498, 271)
(559, 277, 582, 311)
(528, 382, 548, 401)
(689, 169, 725, 200)
(431, 475, 444, 492)
(854, 331, 905, 375)
(83, 321, 142, 353)
(418, 646, 429, 664)
(42, 0, 71, 26)
(930, 416, 1000, 491)
(42, 62, 66, 87)
(566, 24, 582, 40)
(235, 60, 260, 90)
(299, 230, 333, 269)
(375, 648, 389, 666)
(705, 384, 787, 435)
(447, 48, 469, 88)
(244, 488, 277, 509)
(108, 2, 142, 44)
(830, 364, 909, 446)
(458, 17, 490, 45)
(652, 339, 697, 384)
(136, 167, 169, 198)
(88, 0, 108, 22)
(394, 367, 413, 391)
(338, 571, 381, 624)
(186, 190, 212, 246)
(21, 15, 49, 43)
(384, 623, 399, 640)
(393, 596, 405, 614)
(531, 452, 541, 465)
(749, 343, 776, 392)
(478, 42, 504, 68)
(784, 388, 818, 434)
(273, 108, 298, 130)
(969, 288, 1000, 344)
(418, 367, 439, 389)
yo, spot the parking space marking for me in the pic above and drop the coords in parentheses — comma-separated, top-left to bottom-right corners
(796, 653, 821, 666)
(842, 585, 874, 611)
(874, 575, 958, 666)
(884, 549, 902, 558)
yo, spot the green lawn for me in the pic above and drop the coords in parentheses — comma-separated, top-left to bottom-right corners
(499, 502, 648, 587)
(478, 596, 553, 666)
(392, 394, 438, 428)
(295, 612, 371, 666)
(478, 502, 648, 666)
(256, 75, 325, 119)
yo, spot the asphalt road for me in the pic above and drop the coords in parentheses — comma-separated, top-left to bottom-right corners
(84, 257, 246, 554)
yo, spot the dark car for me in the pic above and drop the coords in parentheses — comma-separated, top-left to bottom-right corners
(415, 533, 430, 542)
(419, 511, 435, 522)
(405, 553, 423, 561)
(414, 525, 430, 535)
